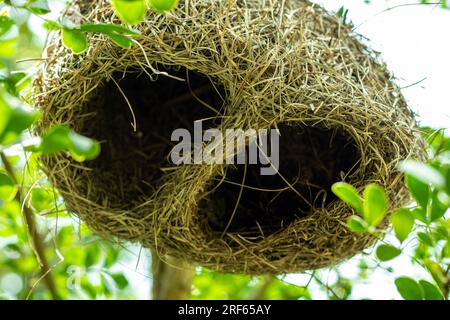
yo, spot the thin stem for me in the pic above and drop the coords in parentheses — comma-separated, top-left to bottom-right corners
(0, 152, 60, 300)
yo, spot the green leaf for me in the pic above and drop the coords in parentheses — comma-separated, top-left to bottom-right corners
(376, 244, 401, 261)
(424, 260, 446, 286)
(111, 273, 129, 290)
(112, 0, 147, 25)
(62, 29, 88, 54)
(26, 0, 51, 14)
(0, 97, 11, 137)
(42, 20, 60, 31)
(419, 280, 444, 300)
(104, 33, 133, 48)
(433, 225, 448, 241)
(0, 16, 14, 37)
(399, 160, 446, 189)
(442, 241, 450, 258)
(331, 182, 364, 215)
(25, 126, 100, 162)
(0, 72, 28, 96)
(31, 188, 53, 212)
(390, 208, 415, 243)
(411, 208, 427, 224)
(0, 106, 39, 146)
(0, 172, 17, 203)
(79, 23, 139, 49)
(446, 167, 450, 195)
(79, 23, 139, 35)
(418, 232, 434, 246)
(84, 246, 100, 267)
(346, 215, 368, 233)
(68, 130, 100, 161)
(0, 38, 17, 57)
(27, 126, 70, 154)
(395, 277, 423, 300)
(405, 174, 430, 209)
(429, 190, 447, 222)
(147, 0, 179, 13)
(363, 184, 388, 226)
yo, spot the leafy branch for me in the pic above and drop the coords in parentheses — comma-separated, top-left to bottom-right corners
(332, 131, 450, 300)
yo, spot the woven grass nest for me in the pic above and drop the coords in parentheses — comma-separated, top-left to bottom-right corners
(34, 0, 425, 274)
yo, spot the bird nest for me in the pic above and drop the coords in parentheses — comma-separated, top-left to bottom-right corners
(33, 0, 426, 274)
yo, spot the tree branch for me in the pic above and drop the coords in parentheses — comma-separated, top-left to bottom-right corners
(1, 152, 60, 300)
(151, 251, 194, 300)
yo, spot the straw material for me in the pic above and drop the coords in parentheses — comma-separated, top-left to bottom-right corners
(34, 0, 426, 274)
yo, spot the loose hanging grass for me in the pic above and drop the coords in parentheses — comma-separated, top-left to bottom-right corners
(34, 0, 426, 274)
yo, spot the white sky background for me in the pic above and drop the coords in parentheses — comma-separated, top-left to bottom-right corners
(314, 0, 450, 132)
(24, 0, 450, 300)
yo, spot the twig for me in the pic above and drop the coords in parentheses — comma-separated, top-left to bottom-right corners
(0, 152, 60, 300)
(443, 265, 450, 300)
(151, 251, 194, 300)
(250, 276, 272, 300)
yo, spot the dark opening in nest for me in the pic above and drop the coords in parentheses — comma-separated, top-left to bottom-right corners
(204, 125, 360, 237)
(79, 66, 225, 208)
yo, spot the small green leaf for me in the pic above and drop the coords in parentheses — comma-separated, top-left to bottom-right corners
(442, 241, 450, 258)
(62, 29, 88, 54)
(399, 160, 446, 189)
(411, 208, 427, 224)
(363, 184, 388, 226)
(376, 244, 401, 261)
(405, 174, 430, 209)
(111, 273, 129, 290)
(0, 106, 39, 146)
(79, 23, 139, 49)
(419, 280, 444, 300)
(105, 33, 133, 48)
(0, 16, 14, 37)
(424, 260, 447, 286)
(26, 0, 51, 14)
(347, 215, 368, 233)
(68, 130, 100, 161)
(391, 208, 415, 243)
(84, 246, 100, 267)
(79, 23, 139, 35)
(0, 72, 29, 96)
(147, 0, 179, 13)
(29, 126, 71, 154)
(43, 20, 61, 31)
(31, 188, 53, 212)
(433, 225, 448, 241)
(429, 190, 447, 222)
(112, 0, 147, 25)
(331, 182, 364, 215)
(0, 173, 17, 203)
(446, 168, 450, 194)
(418, 232, 434, 246)
(25, 126, 100, 162)
(395, 277, 423, 300)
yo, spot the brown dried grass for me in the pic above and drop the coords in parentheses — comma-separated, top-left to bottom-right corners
(33, 0, 426, 274)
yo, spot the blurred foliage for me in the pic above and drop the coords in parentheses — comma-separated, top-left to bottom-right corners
(0, 0, 449, 300)
(333, 127, 450, 300)
(192, 272, 311, 300)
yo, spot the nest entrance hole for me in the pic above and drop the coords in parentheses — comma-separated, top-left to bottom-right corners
(80, 66, 225, 208)
(205, 125, 360, 237)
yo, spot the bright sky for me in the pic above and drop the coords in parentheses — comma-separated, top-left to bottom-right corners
(315, 0, 450, 133)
